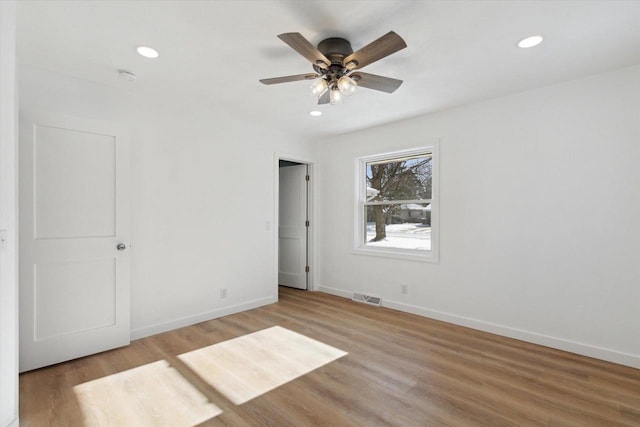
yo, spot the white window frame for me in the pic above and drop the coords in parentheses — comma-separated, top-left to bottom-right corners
(354, 144, 439, 263)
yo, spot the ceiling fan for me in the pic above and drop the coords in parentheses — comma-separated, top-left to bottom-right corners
(260, 31, 407, 105)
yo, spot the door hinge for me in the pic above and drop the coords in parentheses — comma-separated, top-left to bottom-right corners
(305, 266, 310, 273)
(305, 175, 310, 182)
(305, 220, 310, 227)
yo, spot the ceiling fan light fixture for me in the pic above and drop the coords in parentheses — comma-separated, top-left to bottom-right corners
(260, 31, 407, 106)
(337, 75, 358, 96)
(329, 86, 343, 105)
(309, 77, 328, 97)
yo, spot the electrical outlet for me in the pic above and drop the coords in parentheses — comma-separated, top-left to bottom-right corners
(220, 288, 227, 298)
(401, 285, 408, 295)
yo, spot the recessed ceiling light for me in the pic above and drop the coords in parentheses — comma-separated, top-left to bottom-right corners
(136, 46, 159, 58)
(309, 111, 322, 117)
(517, 35, 543, 49)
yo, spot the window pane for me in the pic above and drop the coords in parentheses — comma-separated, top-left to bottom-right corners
(366, 155, 432, 201)
(365, 204, 432, 251)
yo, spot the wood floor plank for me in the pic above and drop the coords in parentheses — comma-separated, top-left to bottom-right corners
(20, 287, 640, 426)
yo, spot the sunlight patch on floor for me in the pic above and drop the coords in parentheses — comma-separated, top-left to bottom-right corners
(178, 325, 348, 405)
(73, 360, 221, 427)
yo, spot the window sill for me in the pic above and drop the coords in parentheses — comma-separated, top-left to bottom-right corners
(353, 246, 439, 263)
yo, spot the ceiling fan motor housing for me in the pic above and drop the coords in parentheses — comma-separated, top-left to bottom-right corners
(317, 38, 353, 61)
(314, 38, 354, 83)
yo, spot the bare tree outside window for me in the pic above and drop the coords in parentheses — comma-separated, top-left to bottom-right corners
(364, 153, 433, 250)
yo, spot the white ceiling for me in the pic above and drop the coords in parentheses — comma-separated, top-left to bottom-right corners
(16, 0, 640, 139)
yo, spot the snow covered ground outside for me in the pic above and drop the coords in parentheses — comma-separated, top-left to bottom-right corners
(366, 222, 432, 250)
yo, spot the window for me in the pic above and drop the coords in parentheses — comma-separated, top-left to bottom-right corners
(355, 145, 439, 262)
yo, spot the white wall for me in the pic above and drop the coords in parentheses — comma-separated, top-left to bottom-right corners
(19, 66, 314, 339)
(16, 59, 640, 371)
(317, 65, 640, 368)
(0, 1, 19, 426)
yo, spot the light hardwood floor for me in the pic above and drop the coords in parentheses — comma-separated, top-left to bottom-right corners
(20, 287, 640, 426)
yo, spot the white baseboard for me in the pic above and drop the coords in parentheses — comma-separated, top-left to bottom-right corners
(318, 285, 640, 369)
(317, 285, 352, 299)
(130, 296, 277, 340)
(8, 418, 19, 427)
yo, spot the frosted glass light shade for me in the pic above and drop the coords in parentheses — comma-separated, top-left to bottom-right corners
(337, 75, 357, 96)
(329, 87, 343, 105)
(309, 78, 328, 97)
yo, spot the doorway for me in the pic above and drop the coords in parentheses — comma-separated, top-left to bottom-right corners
(277, 158, 312, 291)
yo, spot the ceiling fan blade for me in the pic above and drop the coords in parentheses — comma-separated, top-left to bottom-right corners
(278, 33, 331, 68)
(351, 72, 403, 93)
(343, 31, 407, 70)
(318, 90, 330, 105)
(259, 73, 318, 85)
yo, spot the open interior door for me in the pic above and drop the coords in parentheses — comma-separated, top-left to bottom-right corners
(19, 111, 130, 371)
(278, 164, 308, 290)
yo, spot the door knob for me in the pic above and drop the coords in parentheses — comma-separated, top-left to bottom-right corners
(116, 243, 126, 251)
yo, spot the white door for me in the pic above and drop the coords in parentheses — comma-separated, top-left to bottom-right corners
(19, 111, 130, 372)
(278, 164, 307, 289)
